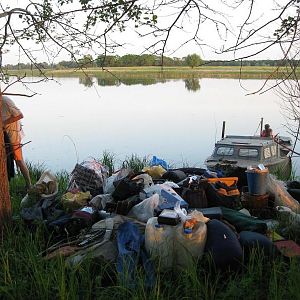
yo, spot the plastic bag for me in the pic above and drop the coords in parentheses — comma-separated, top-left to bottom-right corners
(266, 174, 300, 212)
(61, 191, 91, 212)
(132, 173, 154, 189)
(150, 156, 169, 170)
(20, 170, 58, 208)
(127, 194, 159, 223)
(188, 210, 210, 223)
(143, 165, 166, 179)
(104, 168, 132, 194)
(174, 201, 188, 223)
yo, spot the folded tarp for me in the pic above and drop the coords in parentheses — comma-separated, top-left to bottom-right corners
(221, 207, 268, 234)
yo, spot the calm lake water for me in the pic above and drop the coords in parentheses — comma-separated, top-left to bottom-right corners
(11, 76, 297, 173)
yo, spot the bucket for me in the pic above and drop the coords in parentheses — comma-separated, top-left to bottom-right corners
(241, 191, 269, 208)
(245, 168, 269, 195)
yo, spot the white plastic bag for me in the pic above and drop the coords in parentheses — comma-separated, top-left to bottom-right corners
(132, 173, 154, 189)
(128, 194, 159, 223)
(20, 170, 58, 208)
(174, 201, 188, 223)
(103, 168, 132, 194)
(266, 174, 300, 212)
(188, 210, 210, 223)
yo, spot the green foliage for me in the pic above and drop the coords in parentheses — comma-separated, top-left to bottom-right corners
(5, 57, 291, 70)
(78, 54, 94, 68)
(119, 54, 141, 67)
(96, 55, 119, 67)
(122, 154, 149, 173)
(185, 54, 202, 68)
(99, 150, 116, 176)
(275, 15, 299, 38)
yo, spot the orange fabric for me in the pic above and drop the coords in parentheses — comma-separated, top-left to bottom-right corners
(11, 143, 23, 161)
(207, 177, 238, 186)
(227, 189, 240, 196)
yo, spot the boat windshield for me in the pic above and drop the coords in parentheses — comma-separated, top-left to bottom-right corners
(216, 146, 234, 156)
(239, 148, 259, 158)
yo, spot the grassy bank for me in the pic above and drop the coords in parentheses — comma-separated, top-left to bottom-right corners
(7, 66, 300, 80)
(2, 158, 300, 299)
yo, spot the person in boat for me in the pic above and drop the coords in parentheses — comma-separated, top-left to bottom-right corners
(1, 95, 31, 189)
(261, 123, 273, 138)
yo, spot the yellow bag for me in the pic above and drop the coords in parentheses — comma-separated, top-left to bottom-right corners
(143, 165, 166, 179)
(61, 191, 91, 212)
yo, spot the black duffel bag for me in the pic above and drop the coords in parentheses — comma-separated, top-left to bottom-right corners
(162, 170, 187, 183)
(206, 182, 241, 209)
(181, 180, 208, 208)
(112, 176, 144, 202)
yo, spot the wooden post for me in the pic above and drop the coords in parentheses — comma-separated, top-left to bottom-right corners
(0, 92, 11, 229)
(221, 121, 226, 139)
(260, 117, 264, 134)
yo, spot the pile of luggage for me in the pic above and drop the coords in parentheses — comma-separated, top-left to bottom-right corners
(19, 156, 300, 287)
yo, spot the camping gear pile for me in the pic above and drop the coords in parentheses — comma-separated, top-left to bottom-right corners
(20, 157, 300, 287)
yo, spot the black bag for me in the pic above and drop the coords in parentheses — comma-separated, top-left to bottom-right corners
(181, 187, 208, 208)
(206, 183, 241, 209)
(178, 178, 208, 208)
(115, 195, 142, 215)
(112, 177, 144, 202)
(162, 170, 187, 183)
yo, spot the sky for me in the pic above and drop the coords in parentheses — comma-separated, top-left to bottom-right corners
(0, 0, 296, 64)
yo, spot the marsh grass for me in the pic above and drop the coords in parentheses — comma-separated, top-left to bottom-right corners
(2, 161, 300, 299)
(99, 150, 116, 176)
(122, 154, 150, 173)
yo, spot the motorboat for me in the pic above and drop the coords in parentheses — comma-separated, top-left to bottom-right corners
(205, 135, 292, 186)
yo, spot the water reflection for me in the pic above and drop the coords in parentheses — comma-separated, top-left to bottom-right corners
(79, 76, 173, 88)
(120, 77, 167, 86)
(97, 77, 121, 86)
(184, 78, 201, 92)
(79, 76, 93, 87)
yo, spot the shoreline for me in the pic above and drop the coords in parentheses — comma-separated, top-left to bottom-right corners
(6, 66, 299, 79)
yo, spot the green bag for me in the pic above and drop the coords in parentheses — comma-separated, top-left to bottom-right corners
(221, 207, 268, 234)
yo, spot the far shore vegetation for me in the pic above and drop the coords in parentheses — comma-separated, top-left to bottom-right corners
(5, 54, 299, 80)
(6, 65, 300, 80)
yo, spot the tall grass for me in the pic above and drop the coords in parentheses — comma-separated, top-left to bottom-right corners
(122, 154, 150, 173)
(99, 150, 116, 176)
(1, 222, 299, 300)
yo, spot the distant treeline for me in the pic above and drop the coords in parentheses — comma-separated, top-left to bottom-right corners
(4, 53, 288, 69)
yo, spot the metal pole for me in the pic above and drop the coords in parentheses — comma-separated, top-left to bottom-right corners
(221, 121, 226, 139)
(260, 117, 263, 134)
